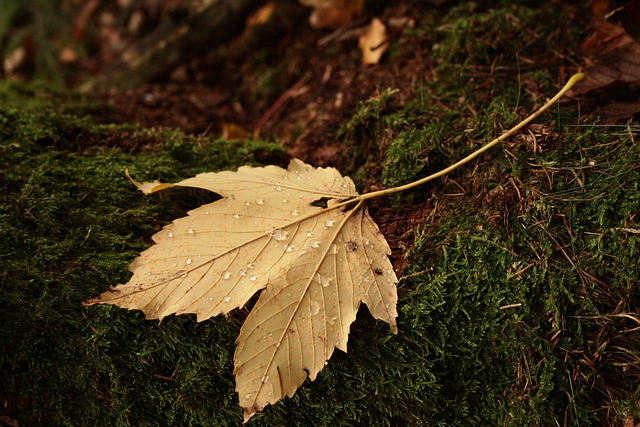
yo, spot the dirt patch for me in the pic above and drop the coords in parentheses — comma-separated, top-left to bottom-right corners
(91, 5, 429, 155)
(89, 3, 434, 267)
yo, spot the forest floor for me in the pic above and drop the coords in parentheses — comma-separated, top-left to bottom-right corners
(1, 1, 639, 426)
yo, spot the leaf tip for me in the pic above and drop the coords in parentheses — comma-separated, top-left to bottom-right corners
(81, 298, 96, 307)
(125, 168, 174, 194)
(82, 289, 114, 306)
(242, 405, 261, 424)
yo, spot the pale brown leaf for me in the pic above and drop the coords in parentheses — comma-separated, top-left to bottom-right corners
(574, 43, 640, 94)
(359, 18, 388, 65)
(234, 201, 397, 421)
(298, 0, 364, 29)
(84, 158, 398, 421)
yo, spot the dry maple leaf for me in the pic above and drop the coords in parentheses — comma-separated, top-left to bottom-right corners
(359, 18, 388, 65)
(85, 158, 398, 421)
(576, 0, 640, 99)
(84, 74, 584, 422)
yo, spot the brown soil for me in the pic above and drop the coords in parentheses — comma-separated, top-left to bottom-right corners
(90, 3, 436, 269)
(96, 4, 428, 164)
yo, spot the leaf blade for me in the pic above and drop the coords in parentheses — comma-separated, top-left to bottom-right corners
(234, 202, 397, 422)
(84, 158, 398, 421)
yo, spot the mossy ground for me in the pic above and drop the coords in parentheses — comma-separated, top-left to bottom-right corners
(1, 2, 639, 426)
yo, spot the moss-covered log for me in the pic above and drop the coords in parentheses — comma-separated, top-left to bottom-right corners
(1, 2, 640, 426)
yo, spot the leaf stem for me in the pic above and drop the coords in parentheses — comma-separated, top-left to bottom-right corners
(353, 72, 584, 202)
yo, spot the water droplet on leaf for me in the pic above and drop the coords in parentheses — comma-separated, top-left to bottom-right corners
(310, 300, 320, 316)
(314, 273, 331, 287)
(270, 228, 288, 241)
(344, 241, 358, 251)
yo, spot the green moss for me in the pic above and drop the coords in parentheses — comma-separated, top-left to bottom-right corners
(1, 2, 639, 427)
(0, 83, 287, 426)
(395, 124, 640, 425)
(341, 2, 581, 194)
(328, 3, 638, 424)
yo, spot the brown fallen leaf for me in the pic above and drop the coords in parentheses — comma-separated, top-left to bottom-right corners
(84, 74, 584, 422)
(359, 18, 388, 65)
(86, 159, 398, 422)
(298, 0, 364, 29)
(588, 100, 640, 124)
(246, 1, 276, 27)
(577, 0, 640, 95)
(581, 0, 632, 54)
(610, 0, 640, 43)
(574, 43, 640, 94)
(221, 121, 249, 140)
